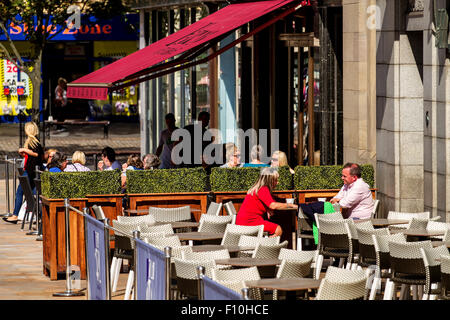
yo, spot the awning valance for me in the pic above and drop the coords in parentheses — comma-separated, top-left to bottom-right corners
(67, 0, 303, 100)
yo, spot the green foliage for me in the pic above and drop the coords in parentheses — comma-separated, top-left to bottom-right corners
(210, 166, 293, 192)
(293, 164, 375, 190)
(41, 170, 122, 199)
(126, 168, 208, 193)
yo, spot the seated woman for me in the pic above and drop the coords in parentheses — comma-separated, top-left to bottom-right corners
(220, 143, 243, 168)
(270, 150, 295, 174)
(121, 154, 144, 189)
(47, 152, 68, 172)
(236, 167, 298, 237)
(242, 145, 270, 168)
(64, 151, 91, 172)
(142, 153, 161, 170)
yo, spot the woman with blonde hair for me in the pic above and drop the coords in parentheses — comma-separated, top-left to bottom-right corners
(3, 122, 44, 224)
(270, 150, 295, 174)
(64, 151, 91, 172)
(235, 167, 298, 237)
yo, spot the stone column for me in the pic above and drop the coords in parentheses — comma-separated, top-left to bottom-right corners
(376, 0, 424, 216)
(342, 0, 377, 168)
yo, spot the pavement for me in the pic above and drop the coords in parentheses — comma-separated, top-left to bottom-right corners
(0, 121, 140, 300)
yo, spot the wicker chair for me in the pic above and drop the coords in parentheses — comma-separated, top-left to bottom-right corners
(372, 232, 406, 300)
(223, 201, 237, 216)
(420, 245, 449, 300)
(149, 206, 192, 222)
(273, 249, 314, 300)
(426, 221, 450, 241)
(110, 220, 139, 294)
(297, 206, 315, 251)
(237, 235, 280, 257)
(198, 214, 234, 233)
(315, 266, 368, 300)
(440, 255, 450, 300)
(212, 266, 262, 299)
(387, 211, 430, 229)
(92, 205, 106, 220)
(371, 199, 380, 219)
(251, 240, 288, 278)
(173, 258, 216, 299)
(206, 201, 223, 216)
(145, 234, 182, 248)
(314, 214, 353, 279)
(221, 224, 264, 246)
(387, 240, 433, 300)
(117, 213, 156, 225)
(182, 249, 230, 262)
(407, 217, 429, 230)
(138, 223, 174, 235)
(345, 220, 374, 269)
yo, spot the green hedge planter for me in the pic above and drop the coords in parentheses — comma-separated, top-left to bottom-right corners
(210, 166, 293, 192)
(126, 167, 208, 193)
(41, 170, 122, 199)
(293, 164, 374, 190)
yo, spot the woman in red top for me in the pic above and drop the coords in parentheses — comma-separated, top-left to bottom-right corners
(236, 167, 298, 237)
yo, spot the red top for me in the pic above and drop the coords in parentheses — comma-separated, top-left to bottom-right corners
(236, 186, 279, 234)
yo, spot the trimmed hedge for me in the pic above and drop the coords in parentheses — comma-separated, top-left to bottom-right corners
(293, 164, 375, 190)
(210, 166, 293, 192)
(41, 170, 122, 199)
(126, 167, 208, 193)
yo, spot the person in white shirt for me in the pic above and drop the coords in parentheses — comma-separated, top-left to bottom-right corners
(330, 163, 374, 220)
(64, 151, 91, 172)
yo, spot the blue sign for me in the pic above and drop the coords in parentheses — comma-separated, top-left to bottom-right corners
(0, 14, 138, 41)
(203, 276, 243, 300)
(85, 214, 107, 300)
(135, 239, 166, 300)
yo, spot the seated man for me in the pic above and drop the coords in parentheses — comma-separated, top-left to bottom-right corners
(330, 163, 374, 220)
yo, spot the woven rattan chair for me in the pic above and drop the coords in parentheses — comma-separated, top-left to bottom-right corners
(420, 245, 449, 300)
(182, 249, 230, 262)
(273, 249, 314, 300)
(251, 240, 288, 278)
(426, 221, 450, 241)
(138, 223, 174, 235)
(221, 224, 264, 246)
(314, 214, 353, 279)
(237, 235, 280, 257)
(407, 217, 429, 230)
(149, 206, 192, 222)
(345, 220, 374, 269)
(92, 205, 106, 220)
(315, 266, 368, 300)
(223, 201, 237, 216)
(110, 220, 139, 294)
(387, 240, 433, 300)
(145, 234, 182, 248)
(212, 266, 262, 299)
(371, 199, 380, 219)
(198, 214, 234, 233)
(206, 201, 223, 216)
(173, 258, 216, 299)
(372, 232, 406, 300)
(117, 213, 156, 225)
(387, 211, 430, 229)
(440, 255, 450, 300)
(297, 206, 315, 251)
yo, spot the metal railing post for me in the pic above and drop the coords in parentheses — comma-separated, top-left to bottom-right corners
(197, 265, 205, 300)
(104, 217, 111, 300)
(12, 158, 17, 208)
(133, 230, 140, 300)
(241, 287, 250, 300)
(1, 155, 11, 217)
(164, 246, 172, 300)
(53, 198, 84, 297)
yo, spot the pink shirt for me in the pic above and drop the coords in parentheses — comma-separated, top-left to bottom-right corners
(333, 178, 374, 219)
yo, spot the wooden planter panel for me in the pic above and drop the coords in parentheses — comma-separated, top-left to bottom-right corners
(41, 197, 87, 281)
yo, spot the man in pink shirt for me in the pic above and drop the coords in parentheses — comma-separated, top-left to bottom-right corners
(330, 163, 374, 220)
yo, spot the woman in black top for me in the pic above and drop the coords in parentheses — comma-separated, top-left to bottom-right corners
(3, 122, 44, 224)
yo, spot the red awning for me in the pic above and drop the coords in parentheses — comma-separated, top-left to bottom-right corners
(67, 0, 302, 100)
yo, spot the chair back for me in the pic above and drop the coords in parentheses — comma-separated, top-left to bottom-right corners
(372, 232, 405, 271)
(174, 258, 216, 298)
(138, 223, 174, 235)
(316, 215, 351, 250)
(420, 245, 449, 294)
(149, 206, 191, 222)
(276, 250, 313, 279)
(182, 249, 230, 261)
(238, 235, 280, 247)
(371, 199, 380, 218)
(252, 240, 288, 259)
(211, 266, 261, 299)
(388, 240, 433, 277)
(223, 201, 237, 216)
(356, 228, 389, 264)
(145, 234, 182, 247)
(407, 217, 429, 230)
(316, 266, 368, 300)
(221, 224, 264, 245)
(206, 202, 223, 216)
(92, 205, 106, 221)
(387, 211, 430, 229)
(426, 221, 450, 240)
(440, 255, 450, 299)
(198, 214, 234, 233)
(117, 213, 155, 225)
(297, 206, 313, 233)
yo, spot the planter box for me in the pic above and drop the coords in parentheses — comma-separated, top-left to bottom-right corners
(127, 192, 209, 222)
